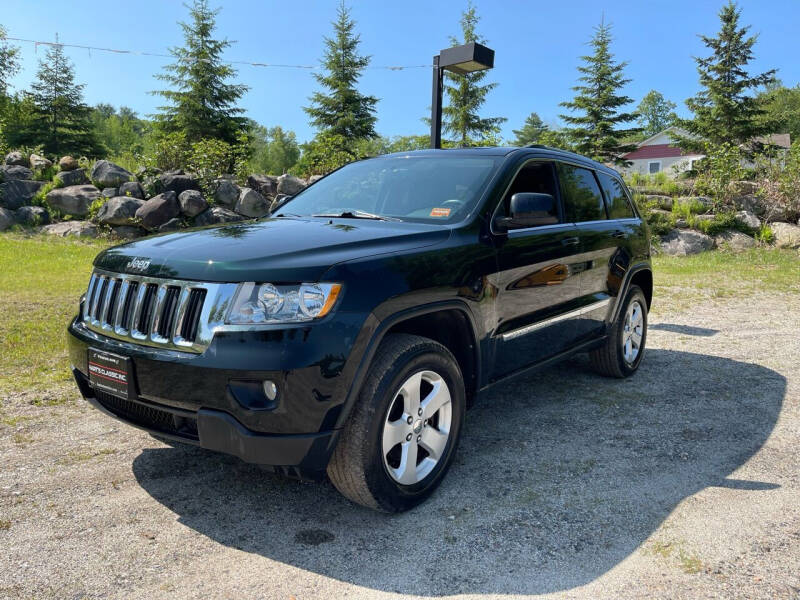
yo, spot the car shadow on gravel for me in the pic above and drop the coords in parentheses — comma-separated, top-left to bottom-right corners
(132, 349, 785, 596)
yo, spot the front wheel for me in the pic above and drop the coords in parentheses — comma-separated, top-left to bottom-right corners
(589, 285, 648, 378)
(327, 334, 465, 512)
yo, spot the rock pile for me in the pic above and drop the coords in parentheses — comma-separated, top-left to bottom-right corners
(0, 151, 313, 238)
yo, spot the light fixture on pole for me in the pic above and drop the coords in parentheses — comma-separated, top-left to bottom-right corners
(430, 42, 495, 149)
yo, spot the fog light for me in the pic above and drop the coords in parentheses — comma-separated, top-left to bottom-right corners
(263, 380, 278, 401)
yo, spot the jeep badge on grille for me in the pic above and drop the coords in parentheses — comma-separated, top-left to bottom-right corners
(126, 257, 151, 272)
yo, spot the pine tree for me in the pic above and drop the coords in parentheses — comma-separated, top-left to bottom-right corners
(24, 39, 100, 156)
(560, 23, 638, 164)
(442, 3, 506, 146)
(153, 0, 248, 145)
(511, 112, 548, 146)
(636, 90, 677, 137)
(304, 1, 378, 155)
(675, 1, 777, 151)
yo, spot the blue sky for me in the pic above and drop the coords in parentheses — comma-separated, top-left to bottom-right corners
(4, 0, 798, 143)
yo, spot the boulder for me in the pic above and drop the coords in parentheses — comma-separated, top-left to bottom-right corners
(234, 187, 269, 218)
(734, 210, 760, 230)
(276, 174, 306, 196)
(212, 179, 240, 207)
(194, 206, 245, 226)
(158, 218, 182, 232)
(733, 194, 765, 216)
(96, 196, 145, 226)
(58, 156, 78, 171)
(4, 151, 27, 167)
(770, 222, 800, 249)
(693, 214, 716, 223)
(158, 172, 199, 195)
(674, 218, 689, 229)
(0, 179, 44, 210)
(110, 226, 145, 240)
(644, 194, 673, 211)
(270, 194, 292, 213)
(714, 229, 755, 251)
(29, 154, 52, 171)
(660, 229, 715, 256)
(731, 181, 759, 196)
(676, 195, 713, 212)
(41, 221, 98, 238)
(1, 164, 34, 181)
(55, 168, 89, 187)
(91, 160, 134, 188)
(0, 207, 15, 230)
(118, 181, 144, 199)
(135, 191, 180, 231)
(14, 206, 50, 226)
(45, 185, 100, 218)
(247, 174, 278, 199)
(178, 189, 207, 217)
(101, 187, 118, 198)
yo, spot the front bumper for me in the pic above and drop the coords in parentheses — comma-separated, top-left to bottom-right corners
(68, 310, 369, 475)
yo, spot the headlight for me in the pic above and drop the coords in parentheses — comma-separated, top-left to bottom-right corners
(226, 282, 342, 324)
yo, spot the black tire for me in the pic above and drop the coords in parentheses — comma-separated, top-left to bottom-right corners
(327, 333, 466, 512)
(590, 285, 648, 378)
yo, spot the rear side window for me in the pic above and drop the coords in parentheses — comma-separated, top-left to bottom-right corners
(557, 164, 606, 222)
(597, 172, 635, 219)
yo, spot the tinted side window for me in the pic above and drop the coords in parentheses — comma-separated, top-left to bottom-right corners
(557, 163, 606, 222)
(498, 161, 560, 227)
(597, 172, 635, 219)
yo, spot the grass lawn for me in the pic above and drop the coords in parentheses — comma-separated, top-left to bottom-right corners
(0, 234, 109, 396)
(0, 233, 797, 397)
(652, 247, 800, 314)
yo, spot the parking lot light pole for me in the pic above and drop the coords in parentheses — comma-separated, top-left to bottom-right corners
(430, 42, 495, 149)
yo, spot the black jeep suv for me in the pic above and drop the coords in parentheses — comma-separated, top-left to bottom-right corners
(67, 146, 652, 512)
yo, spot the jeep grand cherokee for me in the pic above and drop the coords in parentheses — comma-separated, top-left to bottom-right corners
(67, 146, 652, 512)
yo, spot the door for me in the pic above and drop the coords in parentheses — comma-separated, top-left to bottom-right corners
(491, 161, 584, 379)
(557, 164, 631, 341)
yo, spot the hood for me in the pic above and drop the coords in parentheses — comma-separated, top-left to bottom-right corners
(93, 217, 451, 282)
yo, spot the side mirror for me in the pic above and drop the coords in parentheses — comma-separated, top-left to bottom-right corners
(495, 193, 558, 231)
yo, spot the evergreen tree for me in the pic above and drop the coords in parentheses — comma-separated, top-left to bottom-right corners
(675, 1, 777, 151)
(636, 90, 677, 137)
(511, 112, 548, 146)
(442, 3, 506, 146)
(153, 0, 248, 145)
(23, 40, 100, 156)
(304, 1, 378, 155)
(560, 23, 638, 164)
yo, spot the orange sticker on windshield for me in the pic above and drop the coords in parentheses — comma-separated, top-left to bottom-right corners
(430, 207, 451, 217)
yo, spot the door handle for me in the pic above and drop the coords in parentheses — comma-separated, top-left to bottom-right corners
(561, 236, 580, 246)
(611, 230, 625, 239)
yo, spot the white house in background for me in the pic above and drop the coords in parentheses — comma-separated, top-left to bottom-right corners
(619, 126, 792, 177)
(619, 127, 703, 177)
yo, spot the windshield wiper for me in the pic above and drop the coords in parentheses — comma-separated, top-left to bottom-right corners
(312, 210, 396, 221)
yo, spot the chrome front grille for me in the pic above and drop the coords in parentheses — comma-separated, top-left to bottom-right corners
(82, 269, 236, 353)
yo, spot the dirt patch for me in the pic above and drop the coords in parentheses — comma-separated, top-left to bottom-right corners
(1, 292, 799, 599)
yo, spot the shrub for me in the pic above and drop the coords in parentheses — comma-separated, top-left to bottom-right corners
(142, 131, 190, 172)
(693, 142, 744, 209)
(88, 197, 105, 221)
(755, 224, 774, 244)
(646, 210, 676, 236)
(34, 165, 58, 182)
(672, 198, 707, 219)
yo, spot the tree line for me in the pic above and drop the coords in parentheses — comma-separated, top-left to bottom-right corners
(0, 0, 798, 177)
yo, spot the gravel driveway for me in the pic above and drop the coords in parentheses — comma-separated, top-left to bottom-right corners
(1, 292, 799, 599)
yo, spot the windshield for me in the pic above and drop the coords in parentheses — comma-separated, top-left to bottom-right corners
(279, 155, 502, 223)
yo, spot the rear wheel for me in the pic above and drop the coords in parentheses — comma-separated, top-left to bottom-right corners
(327, 334, 465, 512)
(589, 285, 648, 378)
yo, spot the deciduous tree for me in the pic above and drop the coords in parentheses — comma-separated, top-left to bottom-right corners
(636, 90, 677, 137)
